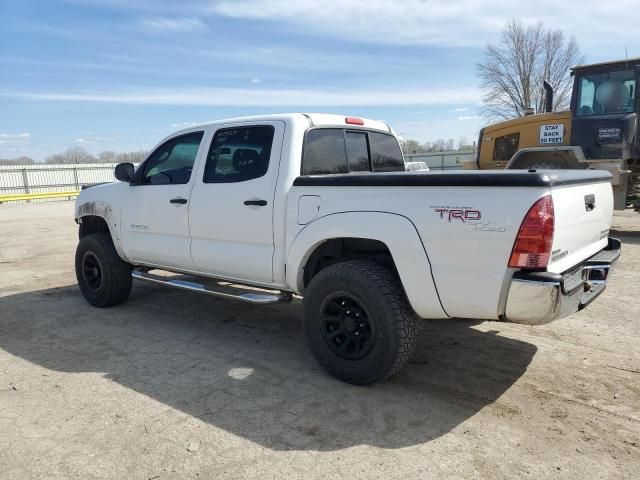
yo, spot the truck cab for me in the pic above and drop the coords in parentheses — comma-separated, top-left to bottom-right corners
(90, 114, 403, 286)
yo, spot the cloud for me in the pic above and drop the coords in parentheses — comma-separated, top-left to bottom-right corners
(453, 107, 469, 112)
(72, 134, 120, 144)
(1, 147, 29, 153)
(170, 121, 201, 128)
(207, 0, 639, 51)
(458, 115, 482, 121)
(250, 78, 262, 84)
(208, 0, 490, 46)
(0, 133, 31, 144)
(1, 86, 480, 107)
(141, 17, 207, 32)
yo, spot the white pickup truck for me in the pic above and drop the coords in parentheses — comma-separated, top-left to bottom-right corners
(75, 113, 620, 384)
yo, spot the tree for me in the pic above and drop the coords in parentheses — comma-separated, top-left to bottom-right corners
(477, 20, 584, 120)
(42, 148, 148, 165)
(98, 150, 117, 163)
(115, 150, 147, 164)
(456, 136, 475, 151)
(45, 147, 96, 164)
(0, 156, 35, 165)
(429, 139, 448, 152)
(444, 138, 455, 151)
(400, 139, 427, 154)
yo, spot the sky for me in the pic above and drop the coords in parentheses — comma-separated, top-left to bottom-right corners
(0, 0, 638, 161)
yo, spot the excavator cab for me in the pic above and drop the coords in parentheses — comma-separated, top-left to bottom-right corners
(570, 59, 639, 161)
(569, 59, 639, 209)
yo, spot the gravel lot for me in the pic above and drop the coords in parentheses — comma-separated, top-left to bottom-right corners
(1, 201, 639, 479)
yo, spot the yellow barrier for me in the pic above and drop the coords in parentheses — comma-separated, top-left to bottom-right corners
(0, 190, 80, 203)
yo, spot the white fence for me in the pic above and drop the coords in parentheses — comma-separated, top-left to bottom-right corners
(0, 163, 119, 197)
(0, 151, 476, 203)
(404, 150, 474, 170)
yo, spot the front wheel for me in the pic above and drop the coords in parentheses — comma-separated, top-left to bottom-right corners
(75, 233, 132, 307)
(303, 260, 417, 385)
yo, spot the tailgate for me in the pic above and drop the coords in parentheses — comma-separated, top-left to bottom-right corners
(547, 179, 613, 274)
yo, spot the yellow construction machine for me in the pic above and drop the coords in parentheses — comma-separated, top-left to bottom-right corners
(469, 58, 640, 210)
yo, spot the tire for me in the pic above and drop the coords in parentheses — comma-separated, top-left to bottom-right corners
(303, 259, 417, 385)
(510, 159, 568, 170)
(75, 233, 132, 307)
(528, 160, 567, 169)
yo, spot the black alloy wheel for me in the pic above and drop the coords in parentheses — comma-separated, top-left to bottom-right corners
(320, 294, 375, 361)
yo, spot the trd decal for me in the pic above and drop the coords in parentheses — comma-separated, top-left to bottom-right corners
(433, 208, 481, 222)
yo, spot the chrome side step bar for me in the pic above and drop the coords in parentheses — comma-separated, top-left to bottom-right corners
(132, 270, 292, 304)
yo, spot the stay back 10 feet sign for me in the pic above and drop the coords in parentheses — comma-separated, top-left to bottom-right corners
(539, 124, 564, 144)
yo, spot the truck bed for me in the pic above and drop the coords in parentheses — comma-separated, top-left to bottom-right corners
(290, 169, 614, 320)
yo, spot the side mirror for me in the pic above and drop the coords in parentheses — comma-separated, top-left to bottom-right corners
(114, 163, 134, 183)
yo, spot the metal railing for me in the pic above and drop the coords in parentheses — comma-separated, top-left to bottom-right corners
(404, 150, 474, 170)
(0, 163, 119, 203)
(0, 152, 476, 204)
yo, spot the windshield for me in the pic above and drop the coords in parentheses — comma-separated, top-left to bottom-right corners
(576, 69, 636, 116)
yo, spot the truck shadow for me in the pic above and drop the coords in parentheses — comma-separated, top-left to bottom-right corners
(610, 229, 640, 245)
(0, 284, 536, 451)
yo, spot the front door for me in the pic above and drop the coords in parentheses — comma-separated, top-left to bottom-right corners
(189, 121, 284, 284)
(120, 130, 206, 269)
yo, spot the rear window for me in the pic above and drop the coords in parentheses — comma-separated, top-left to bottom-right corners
(302, 128, 402, 175)
(368, 132, 404, 172)
(345, 131, 370, 172)
(302, 129, 348, 175)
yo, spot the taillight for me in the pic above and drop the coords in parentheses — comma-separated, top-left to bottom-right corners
(345, 116, 364, 125)
(508, 195, 555, 269)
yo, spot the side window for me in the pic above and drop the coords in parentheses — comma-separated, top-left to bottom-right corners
(302, 129, 348, 175)
(578, 78, 595, 115)
(345, 131, 370, 172)
(369, 132, 404, 172)
(141, 132, 203, 185)
(493, 133, 520, 161)
(203, 126, 274, 183)
(624, 79, 635, 108)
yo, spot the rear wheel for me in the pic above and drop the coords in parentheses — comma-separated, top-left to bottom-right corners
(75, 233, 132, 307)
(303, 259, 417, 385)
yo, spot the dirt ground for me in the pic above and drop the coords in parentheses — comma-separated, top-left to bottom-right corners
(1, 201, 639, 479)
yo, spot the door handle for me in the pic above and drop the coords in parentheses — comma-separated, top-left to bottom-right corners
(170, 197, 188, 204)
(244, 199, 267, 206)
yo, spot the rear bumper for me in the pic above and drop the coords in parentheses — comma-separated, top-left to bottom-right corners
(505, 238, 621, 325)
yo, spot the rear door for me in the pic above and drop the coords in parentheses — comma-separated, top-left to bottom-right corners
(189, 121, 285, 284)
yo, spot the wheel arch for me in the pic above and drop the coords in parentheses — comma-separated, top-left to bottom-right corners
(78, 215, 110, 238)
(506, 146, 587, 169)
(286, 211, 448, 319)
(301, 237, 399, 289)
(76, 200, 127, 260)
